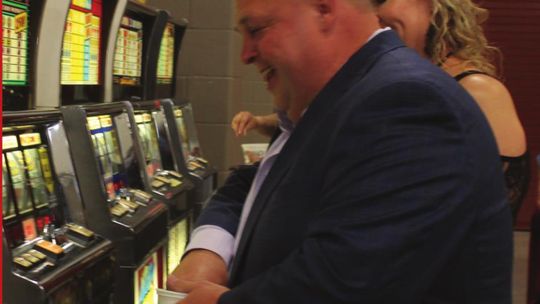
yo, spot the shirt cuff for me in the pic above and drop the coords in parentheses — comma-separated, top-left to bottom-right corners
(184, 225, 235, 267)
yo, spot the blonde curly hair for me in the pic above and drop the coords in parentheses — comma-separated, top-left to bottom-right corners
(372, 0, 501, 77)
(427, 0, 501, 76)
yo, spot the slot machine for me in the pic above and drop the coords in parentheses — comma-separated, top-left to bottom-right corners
(149, 16, 217, 223)
(105, 0, 168, 102)
(2, 0, 37, 110)
(129, 99, 196, 278)
(2, 110, 115, 303)
(167, 100, 217, 222)
(61, 102, 171, 304)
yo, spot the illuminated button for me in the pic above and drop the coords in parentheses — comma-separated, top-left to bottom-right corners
(131, 189, 152, 204)
(35, 240, 64, 259)
(151, 180, 165, 189)
(195, 157, 208, 165)
(13, 257, 33, 270)
(118, 198, 139, 211)
(110, 204, 128, 217)
(169, 179, 183, 188)
(167, 171, 183, 179)
(66, 223, 95, 241)
(28, 249, 47, 260)
(21, 253, 40, 264)
(154, 176, 170, 184)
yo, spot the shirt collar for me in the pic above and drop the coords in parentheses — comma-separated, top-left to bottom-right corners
(276, 110, 295, 133)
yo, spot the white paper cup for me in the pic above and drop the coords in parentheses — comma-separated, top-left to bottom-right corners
(157, 288, 187, 304)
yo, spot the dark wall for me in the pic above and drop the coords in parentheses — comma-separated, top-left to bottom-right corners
(481, 0, 540, 229)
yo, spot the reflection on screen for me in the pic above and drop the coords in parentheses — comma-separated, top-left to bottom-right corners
(2, 130, 57, 247)
(3, 154, 16, 218)
(2, 0, 29, 86)
(61, 0, 102, 85)
(87, 115, 126, 200)
(135, 113, 162, 177)
(174, 109, 190, 161)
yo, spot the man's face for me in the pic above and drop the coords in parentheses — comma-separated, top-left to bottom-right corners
(376, 0, 432, 57)
(236, 0, 323, 112)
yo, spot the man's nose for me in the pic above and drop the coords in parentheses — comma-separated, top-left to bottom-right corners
(240, 38, 257, 64)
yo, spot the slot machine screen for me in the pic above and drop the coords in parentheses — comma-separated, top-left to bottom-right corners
(166, 218, 188, 276)
(2, 129, 61, 249)
(173, 108, 190, 161)
(60, 0, 102, 104)
(154, 22, 174, 98)
(113, 15, 143, 100)
(2, 0, 30, 110)
(134, 112, 162, 178)
(86, 115, 127, 200)
(174, 105, 202, 161)
(134, 252, 159, 304)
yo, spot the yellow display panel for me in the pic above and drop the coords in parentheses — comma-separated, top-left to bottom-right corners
(157, 23, 174, 84)
(61, 0, 101, 85)
(113, 16, 143, 85)
(2, 0, 29, 85)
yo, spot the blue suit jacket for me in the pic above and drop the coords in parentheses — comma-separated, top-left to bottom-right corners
(200, 31, 513, 304)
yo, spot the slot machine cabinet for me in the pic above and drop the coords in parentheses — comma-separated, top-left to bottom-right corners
(60, 102, 169, 303)
(129, 99, 196, 277)
(168, 100, 217, 222)
(144, 15, 216, 222)
(2, 110, 115, 304)
(2, 0, 41, 110)
(105, 0, 168, 102)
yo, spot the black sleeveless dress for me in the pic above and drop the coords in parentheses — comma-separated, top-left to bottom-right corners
(454, 70, 530, 220)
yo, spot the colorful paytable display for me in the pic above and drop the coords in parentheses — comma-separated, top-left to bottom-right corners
(61, 0, 102, 85)
(156, 23, 174, 85)
(114, 16, 143, 85)
(2, 0, 29, 85)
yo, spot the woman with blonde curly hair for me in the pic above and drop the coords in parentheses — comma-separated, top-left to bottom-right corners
(232, 0, 528, 218)
(376, 0, 528, 218)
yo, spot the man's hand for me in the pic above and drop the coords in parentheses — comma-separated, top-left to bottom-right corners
(167, 249, 229, 292)
(177, 280, 229, 304)
(232, 111, 260, 137)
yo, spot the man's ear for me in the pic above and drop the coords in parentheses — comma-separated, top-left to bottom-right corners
(314, 0, 336, 31)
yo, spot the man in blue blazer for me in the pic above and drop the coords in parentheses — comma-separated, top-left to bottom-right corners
(167, 0, 513, 303)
